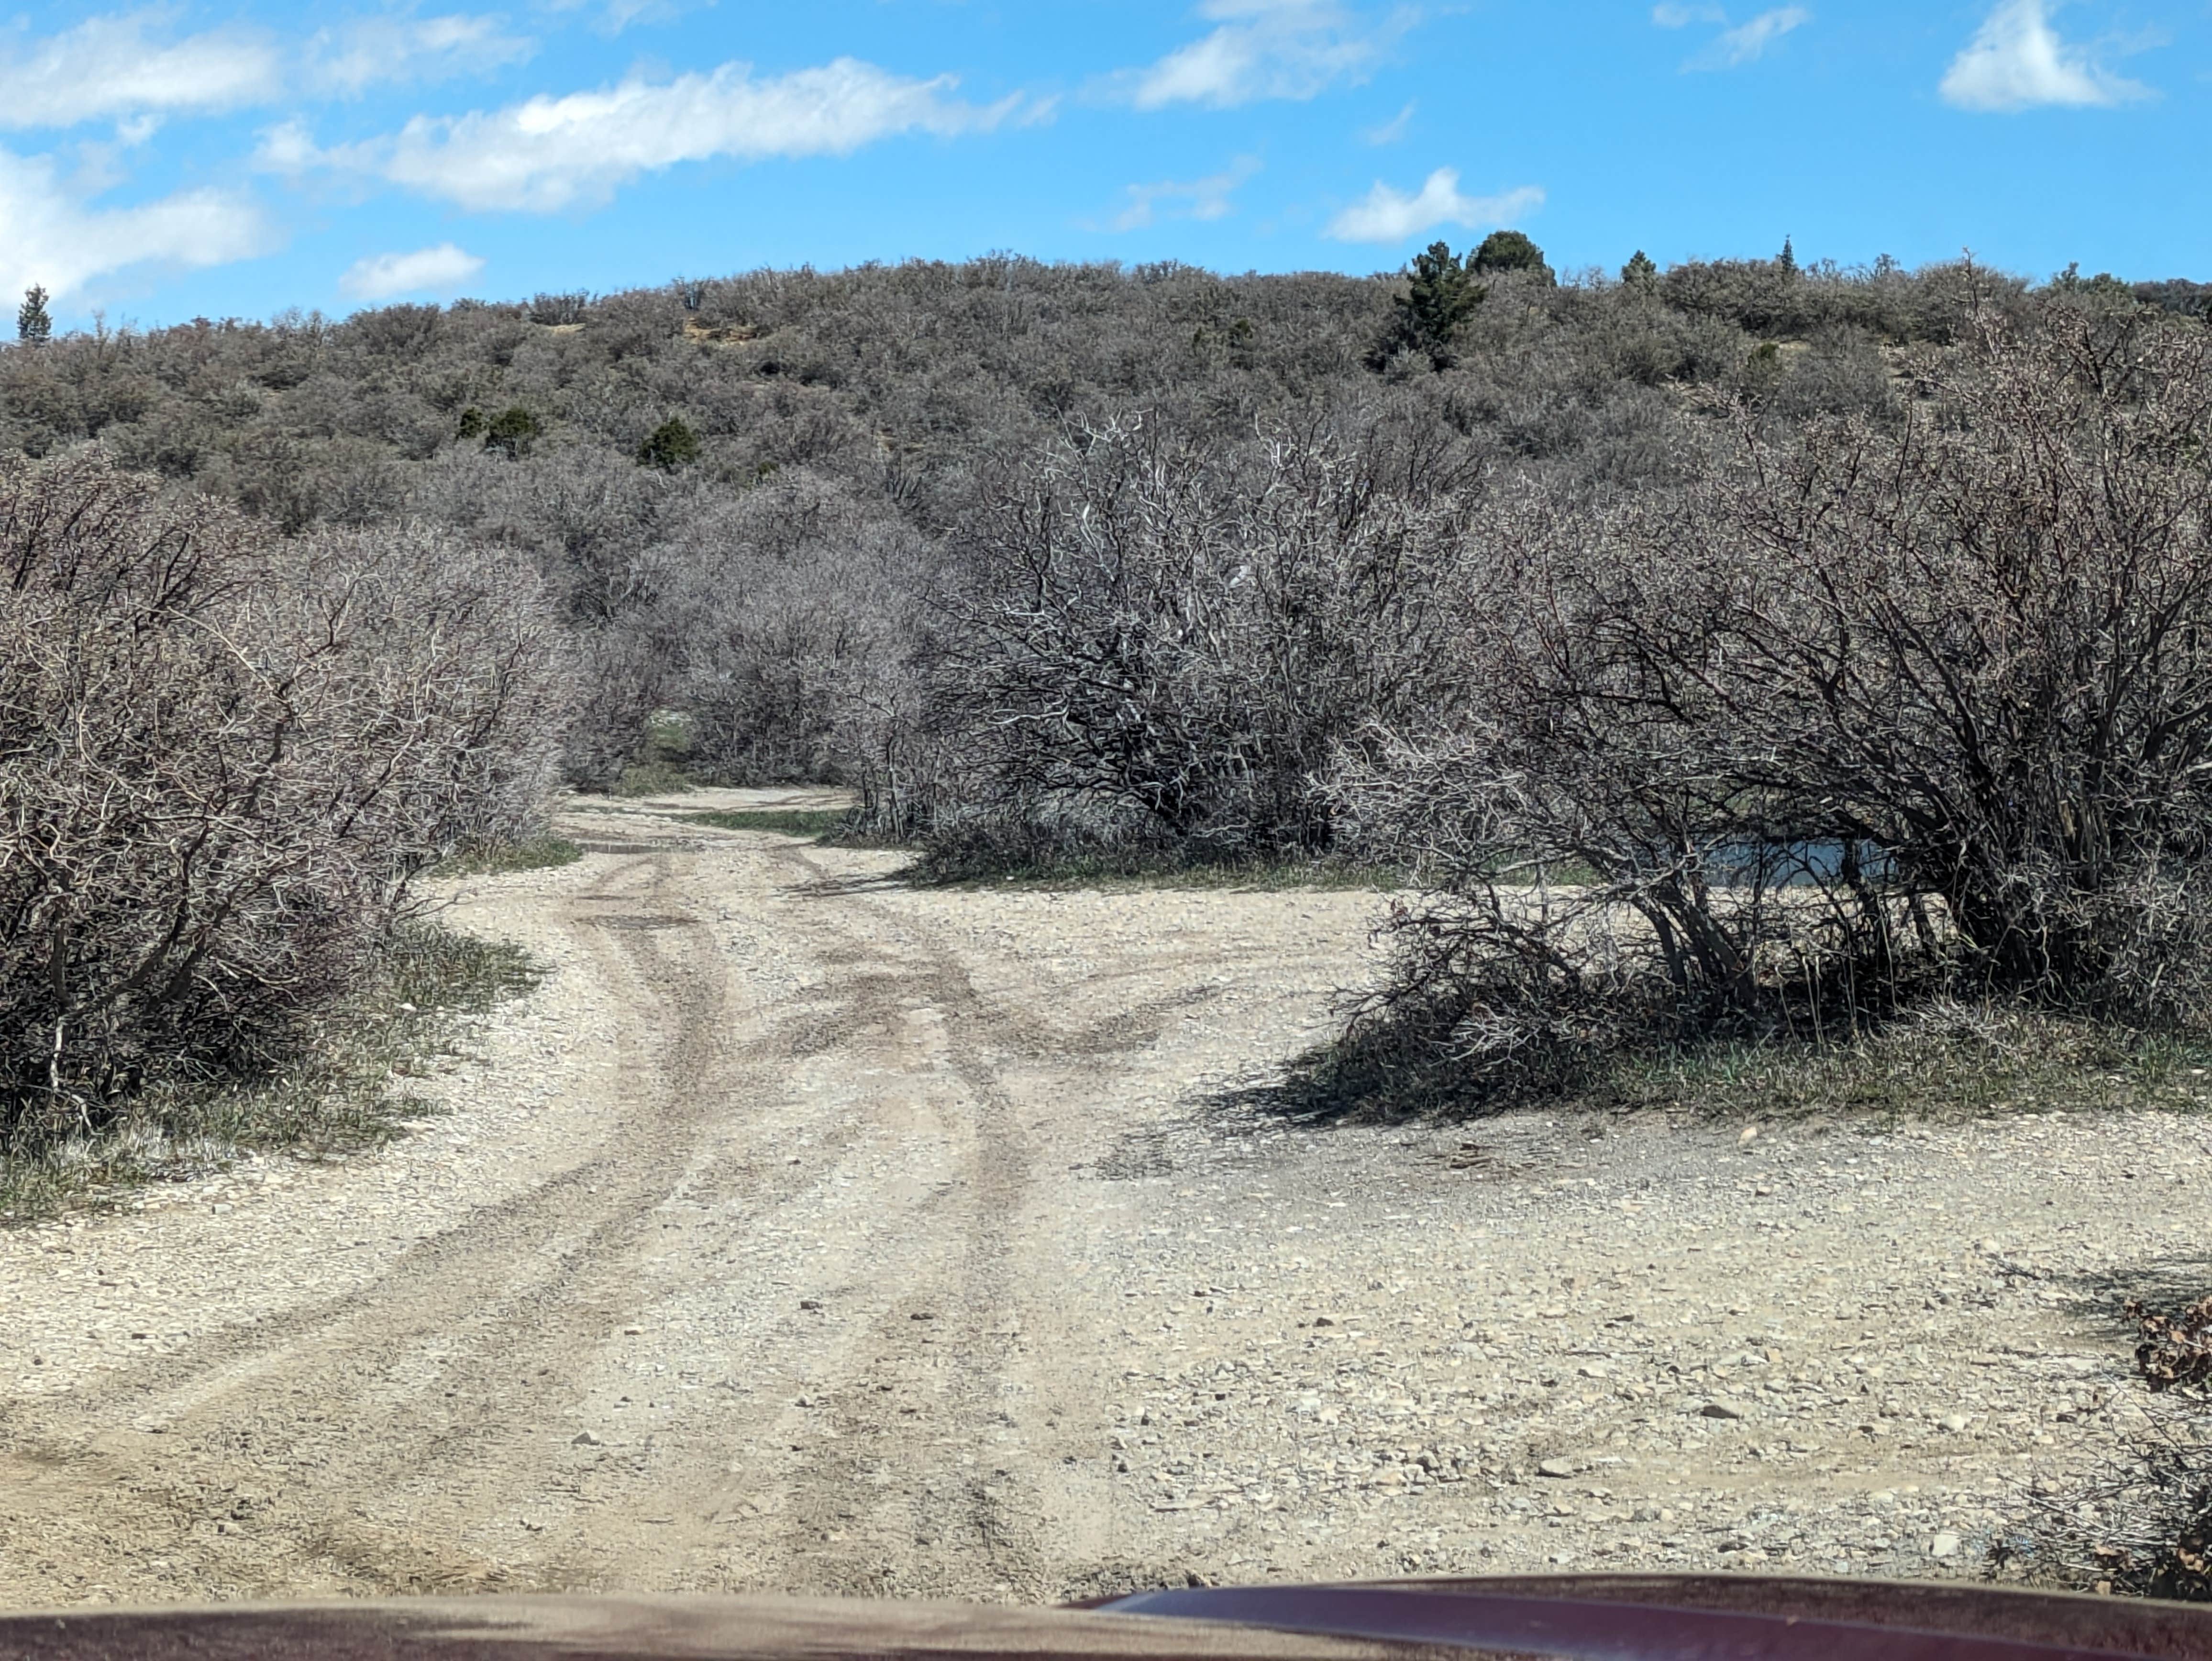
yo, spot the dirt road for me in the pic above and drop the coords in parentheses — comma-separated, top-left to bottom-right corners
(0, 793, 2206, 1607)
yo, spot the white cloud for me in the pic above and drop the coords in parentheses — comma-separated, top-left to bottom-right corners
(266, 57, 1019, 211)
(0, 10, 536, 133)
(1325, 168, 1543, 244)
(540, 0, 704, 33)
(1362, 100, 1414, 144)
(1940, 0, 2147, 110)
(1124, 0, 1412, 110)
(0, 147, 272, 300)
(308, 14, 534, 96)
(340, 242, 486, 300)
(1656, 4, 1809, 68)
(0, 12, 279, 131)
(1101, 156, 1261, 232)
(597, 0, 700, 30)
(1695, 7, 1810, 67)
(255, 120, 321, 176)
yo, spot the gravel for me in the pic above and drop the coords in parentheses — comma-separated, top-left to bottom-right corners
(0, 789, 2197, 1607)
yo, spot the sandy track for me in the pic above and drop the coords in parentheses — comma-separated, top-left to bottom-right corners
(0, 795, 2208, 1607)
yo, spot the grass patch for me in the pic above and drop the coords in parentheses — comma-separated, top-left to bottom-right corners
(914, 846, 1405, 892)
(613, 760, 696, 798)
(1239, 999, 2212, 1128)
(428, 835, 583, 878)
(1587, 1008, 2212, 1126)
(612, 709, 699, 797)
(678, 808, 852, 838)
(0, 922, 542, 1224)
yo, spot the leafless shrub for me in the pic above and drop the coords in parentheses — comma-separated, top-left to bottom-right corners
(5, 251, 2050, 809)
(0, 455, 568, 1147)
(409, 446, 681, 783)
(1338, 299, 2212, 1102)
(1658, 253, 2026, 344)
(2009, 1396, 2212, 1601)
(1763, 325, 1900, 425)
(528, 290, 590, 326)
(562, 627, 667, 790)
(924, 412, 1480, 864)
(659, 468, 927, 786)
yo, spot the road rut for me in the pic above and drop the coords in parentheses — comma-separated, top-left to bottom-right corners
(1, 792, 2207, 1605)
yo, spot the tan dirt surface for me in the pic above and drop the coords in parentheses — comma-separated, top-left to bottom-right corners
(0, 792, 2203, 1606)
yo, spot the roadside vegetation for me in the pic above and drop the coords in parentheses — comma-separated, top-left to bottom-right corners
(1997, 1293, 2212, 1602)
(429, 837, 586, 878)
(1318, 303, 2212, 1117)
(677, 808, 852, 839)
(0, 452, 566, 1190)
(10, 242, 2212, 1596)
(0, 923, 538, 1222)
(10, 246, 2212, 1134)
(1260, 1001, 2212, 1129)
(907, 836, 1405, 892)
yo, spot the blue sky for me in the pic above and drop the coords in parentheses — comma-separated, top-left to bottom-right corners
(3, 0, 2206, 328)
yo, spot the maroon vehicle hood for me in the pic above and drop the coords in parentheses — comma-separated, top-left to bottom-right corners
(1, 1577, 2209, 1660)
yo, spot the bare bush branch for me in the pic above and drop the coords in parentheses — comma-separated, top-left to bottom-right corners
(924, 413, 1480, 863)
(1338, 301, 2212, 1100)
(0, 456, 568, 1146)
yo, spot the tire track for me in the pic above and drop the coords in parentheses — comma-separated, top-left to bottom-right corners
(0, 812, 1289, 1609)
(0, 853, 747, 1596)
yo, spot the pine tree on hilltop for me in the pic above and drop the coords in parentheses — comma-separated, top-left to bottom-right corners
(16, 286, 51, 344)
(1367, 241, 1485, 372)
(1471, 230, 1554, 284)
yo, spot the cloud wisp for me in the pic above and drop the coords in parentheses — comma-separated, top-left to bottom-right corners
(307, 14, 535, 97)
(0, 12, 280, 131)
(263, 57, 1021, 212)
(1098, 155, 1261, 232)
(1122, 0, 1413, 110)
(0, 146, 272, 299)
(1653, 5, 1809, 70)
(1940, 0, 2147, 111)
(340, 242, 487, 300)
(0, 10, 540, 132)
(1325, 167, 1542, 244)
(1362, 100, 1415, 144)
(539, 0, 708, 35)
(1703, 7, 1809, 66)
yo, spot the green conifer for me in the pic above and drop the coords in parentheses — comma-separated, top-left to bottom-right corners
(1367, 241, 1485, 372)
(16, 285, 52, 344)
(637, 416, 702, 471)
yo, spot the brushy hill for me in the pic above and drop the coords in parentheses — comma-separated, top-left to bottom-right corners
(1, 246, 2124, 797)
(11, 246, 2212, 1105)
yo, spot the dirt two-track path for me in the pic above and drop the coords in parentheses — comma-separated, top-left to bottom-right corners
(2, 789, 2210, 1609)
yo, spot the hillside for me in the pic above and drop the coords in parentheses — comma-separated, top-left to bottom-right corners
(1, 249, 2132, 791)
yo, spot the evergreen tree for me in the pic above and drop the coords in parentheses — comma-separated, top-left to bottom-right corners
(16, 285, 51, 344)
(637, 415, 701, 471)
(483, 406, 543, 459)
(1367, 241, 1485, 372)
(1778, 235, 1798, 277)
(1621, 250, 1659, 288)
(1471, 230, 1553, 283)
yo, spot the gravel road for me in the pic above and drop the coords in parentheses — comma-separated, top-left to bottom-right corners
(0, 791, 2203, 1608)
